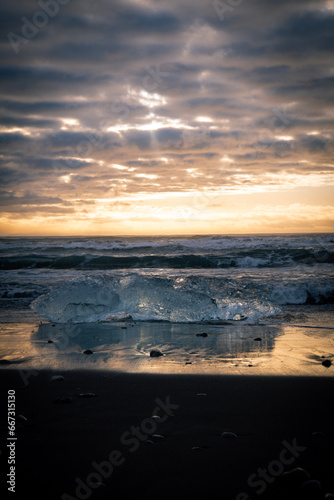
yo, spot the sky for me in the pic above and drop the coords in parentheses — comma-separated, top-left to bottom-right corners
(0, 0, 334, 236)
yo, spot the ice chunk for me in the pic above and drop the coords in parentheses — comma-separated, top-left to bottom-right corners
(31, 274, 282, 324)
(31, 277, 120, 323)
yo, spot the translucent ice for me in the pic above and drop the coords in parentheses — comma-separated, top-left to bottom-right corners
(31, 274, 282, 323)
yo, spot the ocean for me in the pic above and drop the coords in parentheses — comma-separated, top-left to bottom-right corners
(0, 233, 333, 374)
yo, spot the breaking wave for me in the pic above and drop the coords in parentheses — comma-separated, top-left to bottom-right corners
(1, 248, 333, 270)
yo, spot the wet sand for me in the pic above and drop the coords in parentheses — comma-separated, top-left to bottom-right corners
(1, 368, 334, 500)
(0, 318, 333, 376)
(1, 308, 333, 499)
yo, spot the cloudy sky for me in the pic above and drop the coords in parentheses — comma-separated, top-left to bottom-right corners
(1, 0, 334, 235)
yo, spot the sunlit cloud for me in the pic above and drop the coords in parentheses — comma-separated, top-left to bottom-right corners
(0, 0, 333, 235)
(59, 174, 72, 184)
(106, 113, 195, 133)
(220, 156, 234, 163)
(275, 136, 294, 141)
(135, 173, 159, 180)
(195, 116, 213, 123)
(1, 127, 32, 136)
(61, 118, 79, 127)
(112, 164, 129, 170)
(325, 0, 334, 10)
(128, 89, 167, 108)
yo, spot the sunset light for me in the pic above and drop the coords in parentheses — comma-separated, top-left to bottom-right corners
(1, 4, 334, 499)
(1, 0, 333, 236)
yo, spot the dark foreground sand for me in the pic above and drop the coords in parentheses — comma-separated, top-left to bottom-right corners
(1, 369, 334, 500)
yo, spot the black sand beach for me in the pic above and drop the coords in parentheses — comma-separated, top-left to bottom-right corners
(1, 369, 334, 500)
(0, 235, 333, 499)
(1, 0, 334, 492)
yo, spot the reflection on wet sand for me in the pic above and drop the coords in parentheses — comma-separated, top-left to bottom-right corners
(28, 321, 282, 373)
(1, 320, 333, 375)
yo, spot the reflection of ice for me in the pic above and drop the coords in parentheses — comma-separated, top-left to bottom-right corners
(134, 323, 279, 360)
(30, 321, 281, 372)
(33, 322, 123, 368)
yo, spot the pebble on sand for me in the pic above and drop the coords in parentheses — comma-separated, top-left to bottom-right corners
(83, 349, 93, 355)
(299, 479, 322, 494)
(17, 415, 28, 423)
(54, 397, 73, 404)
(150, 350, 163, 357)
(312, 431, 325, 438)
(51, 375, 64, 382)
(281, 467, 310, 487)
(151, 434, 164, 441)
(221, 432, 237, 439)
(322, 359, 332, 368)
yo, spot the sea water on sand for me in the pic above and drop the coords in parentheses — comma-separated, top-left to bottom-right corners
(0, 307, 333, 376)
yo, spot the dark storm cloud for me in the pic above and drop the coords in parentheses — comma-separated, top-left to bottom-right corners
(124, 130, 151, 150)
(0, 0, 333, 220)
(0, 167, 29, 186)
(298, 135, 329, 153)
(155, 128, 183, 146)
(0, 64, 111, 97)
(0, 133, 31, 145)
(0, 99, 93, 114)
(0, 116, 57, 128)
(0, 191, 65, 207)
(272, 10, 334, 53)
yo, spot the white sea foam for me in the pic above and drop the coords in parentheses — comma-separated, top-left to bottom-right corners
(1, 235, 333, 325)
(1, 233, 333, 254)
(270, 282, 334, 305)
